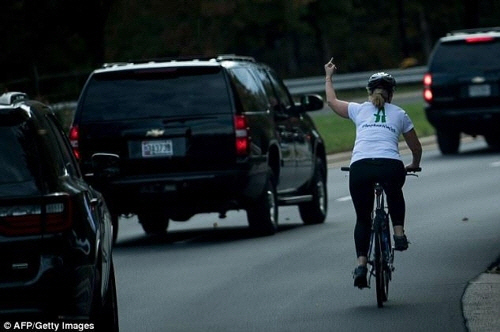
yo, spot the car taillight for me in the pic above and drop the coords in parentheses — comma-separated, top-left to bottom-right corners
(234, 115, 249, 156)
(466, 36, 494, 43)
(0, 194, 72, 236)
(69, 125, 80, 160)
(423, 73, 433, 103)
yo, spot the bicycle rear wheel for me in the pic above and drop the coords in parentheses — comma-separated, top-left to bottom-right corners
(374, 232, 389, 307)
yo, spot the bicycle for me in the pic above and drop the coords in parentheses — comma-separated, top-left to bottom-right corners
(341, 166, 421, 308)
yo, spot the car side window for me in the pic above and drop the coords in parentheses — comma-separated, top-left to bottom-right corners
(253, 67, 281, 113)
(266, 69, 293, 111)
(0, 120, 41, 192)
(32, 119, 67, 180)
(45, 114, 81, 178)
(228, 67, 269, 113)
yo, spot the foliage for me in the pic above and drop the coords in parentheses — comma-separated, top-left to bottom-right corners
(1, 0, 112, 78)
(2, 0, 500, 102)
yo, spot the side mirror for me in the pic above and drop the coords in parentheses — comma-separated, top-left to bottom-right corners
(91, 153, 120, 179)
(300, 94, 324, 112)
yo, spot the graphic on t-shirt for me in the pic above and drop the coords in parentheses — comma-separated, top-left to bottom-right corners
(374, 107, 386, 123)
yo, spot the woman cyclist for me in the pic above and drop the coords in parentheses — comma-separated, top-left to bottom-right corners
(324, 58, 422, 289)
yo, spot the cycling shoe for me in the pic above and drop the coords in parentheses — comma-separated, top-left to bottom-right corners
(353, 265, 368, 289)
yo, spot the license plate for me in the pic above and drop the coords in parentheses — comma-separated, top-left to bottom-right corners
(141, 140, 173, 157)
(469, 84, 491, 97)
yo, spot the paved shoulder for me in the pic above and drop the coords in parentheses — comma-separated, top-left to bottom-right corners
(462, 262, 500, 332)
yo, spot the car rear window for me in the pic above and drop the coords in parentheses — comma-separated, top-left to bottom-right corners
(0, 111, 42, 196)
(79, 66, 233, 122)
(430, 39, 500, 72)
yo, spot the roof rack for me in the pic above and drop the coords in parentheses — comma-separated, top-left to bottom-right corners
(448, 27, 500, 36)
(102, 62, 131, 68)
(216, 54, 256, 62)
(131, 55, 217, 64)
(100, 54, 256, 68)
(101, 56, 217, 68)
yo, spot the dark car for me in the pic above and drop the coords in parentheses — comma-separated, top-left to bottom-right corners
(70, 55, 328, 239)
(0, 93, 118, 330)
(424, 27, 500, 154)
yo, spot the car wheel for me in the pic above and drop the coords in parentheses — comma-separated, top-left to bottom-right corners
(247, 169, 278, 236)
(111, 214, 119, 245)
(437, 130, 460, 154)
(299, 159, 327, 224)
(138, 212, 169, 235)
(92, 261, 119, 332)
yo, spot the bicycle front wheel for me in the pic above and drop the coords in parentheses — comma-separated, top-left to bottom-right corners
(374, 232, 389, 307)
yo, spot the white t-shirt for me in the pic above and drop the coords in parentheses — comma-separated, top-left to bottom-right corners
(348, 101, 414, 164)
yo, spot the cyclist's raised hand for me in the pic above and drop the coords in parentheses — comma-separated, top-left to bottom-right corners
(324, 57, 337, 78)
(324, 57, 349, 118)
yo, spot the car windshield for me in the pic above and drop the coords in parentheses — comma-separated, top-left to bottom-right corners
(430, 40, 500, 72)
(79, 66, 233, 122)
(0, 118, 43, 197)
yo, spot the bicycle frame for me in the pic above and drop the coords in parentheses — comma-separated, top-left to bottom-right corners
(366, 183, 393, 307)
(341, 165, 420, 308)
(368, 184, 394, 278)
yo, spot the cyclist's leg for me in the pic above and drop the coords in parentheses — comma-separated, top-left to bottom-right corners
(379, 159, 409, 250)
(379, 159, 406, 232)
(349, 160, 375, 264)
(350, 161, 376, 288)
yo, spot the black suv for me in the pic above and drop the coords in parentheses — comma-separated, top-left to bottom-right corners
(424, 27, 500, 154)
(0, 93, 118, 329)
(71, 55, 328, 239)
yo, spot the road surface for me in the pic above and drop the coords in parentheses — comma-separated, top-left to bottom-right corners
(113, 138, 500, 332)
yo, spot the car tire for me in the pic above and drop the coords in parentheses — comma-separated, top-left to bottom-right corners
(299, 159, 327, 224)
(437, 130, 460, 154)
(138, 212, 169, 235)
(92, 261, 119, 332)
(100, 262, 119, 332)
(247, 169, 278, 236)
(111, 214, 119, 244)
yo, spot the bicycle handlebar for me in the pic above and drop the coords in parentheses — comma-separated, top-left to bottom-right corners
(340, 166, 421, 173)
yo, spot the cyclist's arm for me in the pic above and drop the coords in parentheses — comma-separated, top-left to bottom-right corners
(325, 60, 349, 118)
(403, 128, 422, 169)
(325, 81, 349, 118)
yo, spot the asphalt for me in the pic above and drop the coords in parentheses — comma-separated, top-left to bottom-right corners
(326, 135, 500, 332)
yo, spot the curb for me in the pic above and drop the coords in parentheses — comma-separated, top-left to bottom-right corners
(463, 271, 500, 332)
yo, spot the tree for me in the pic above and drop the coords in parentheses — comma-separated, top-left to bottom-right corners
(3, 0, 500, 102)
